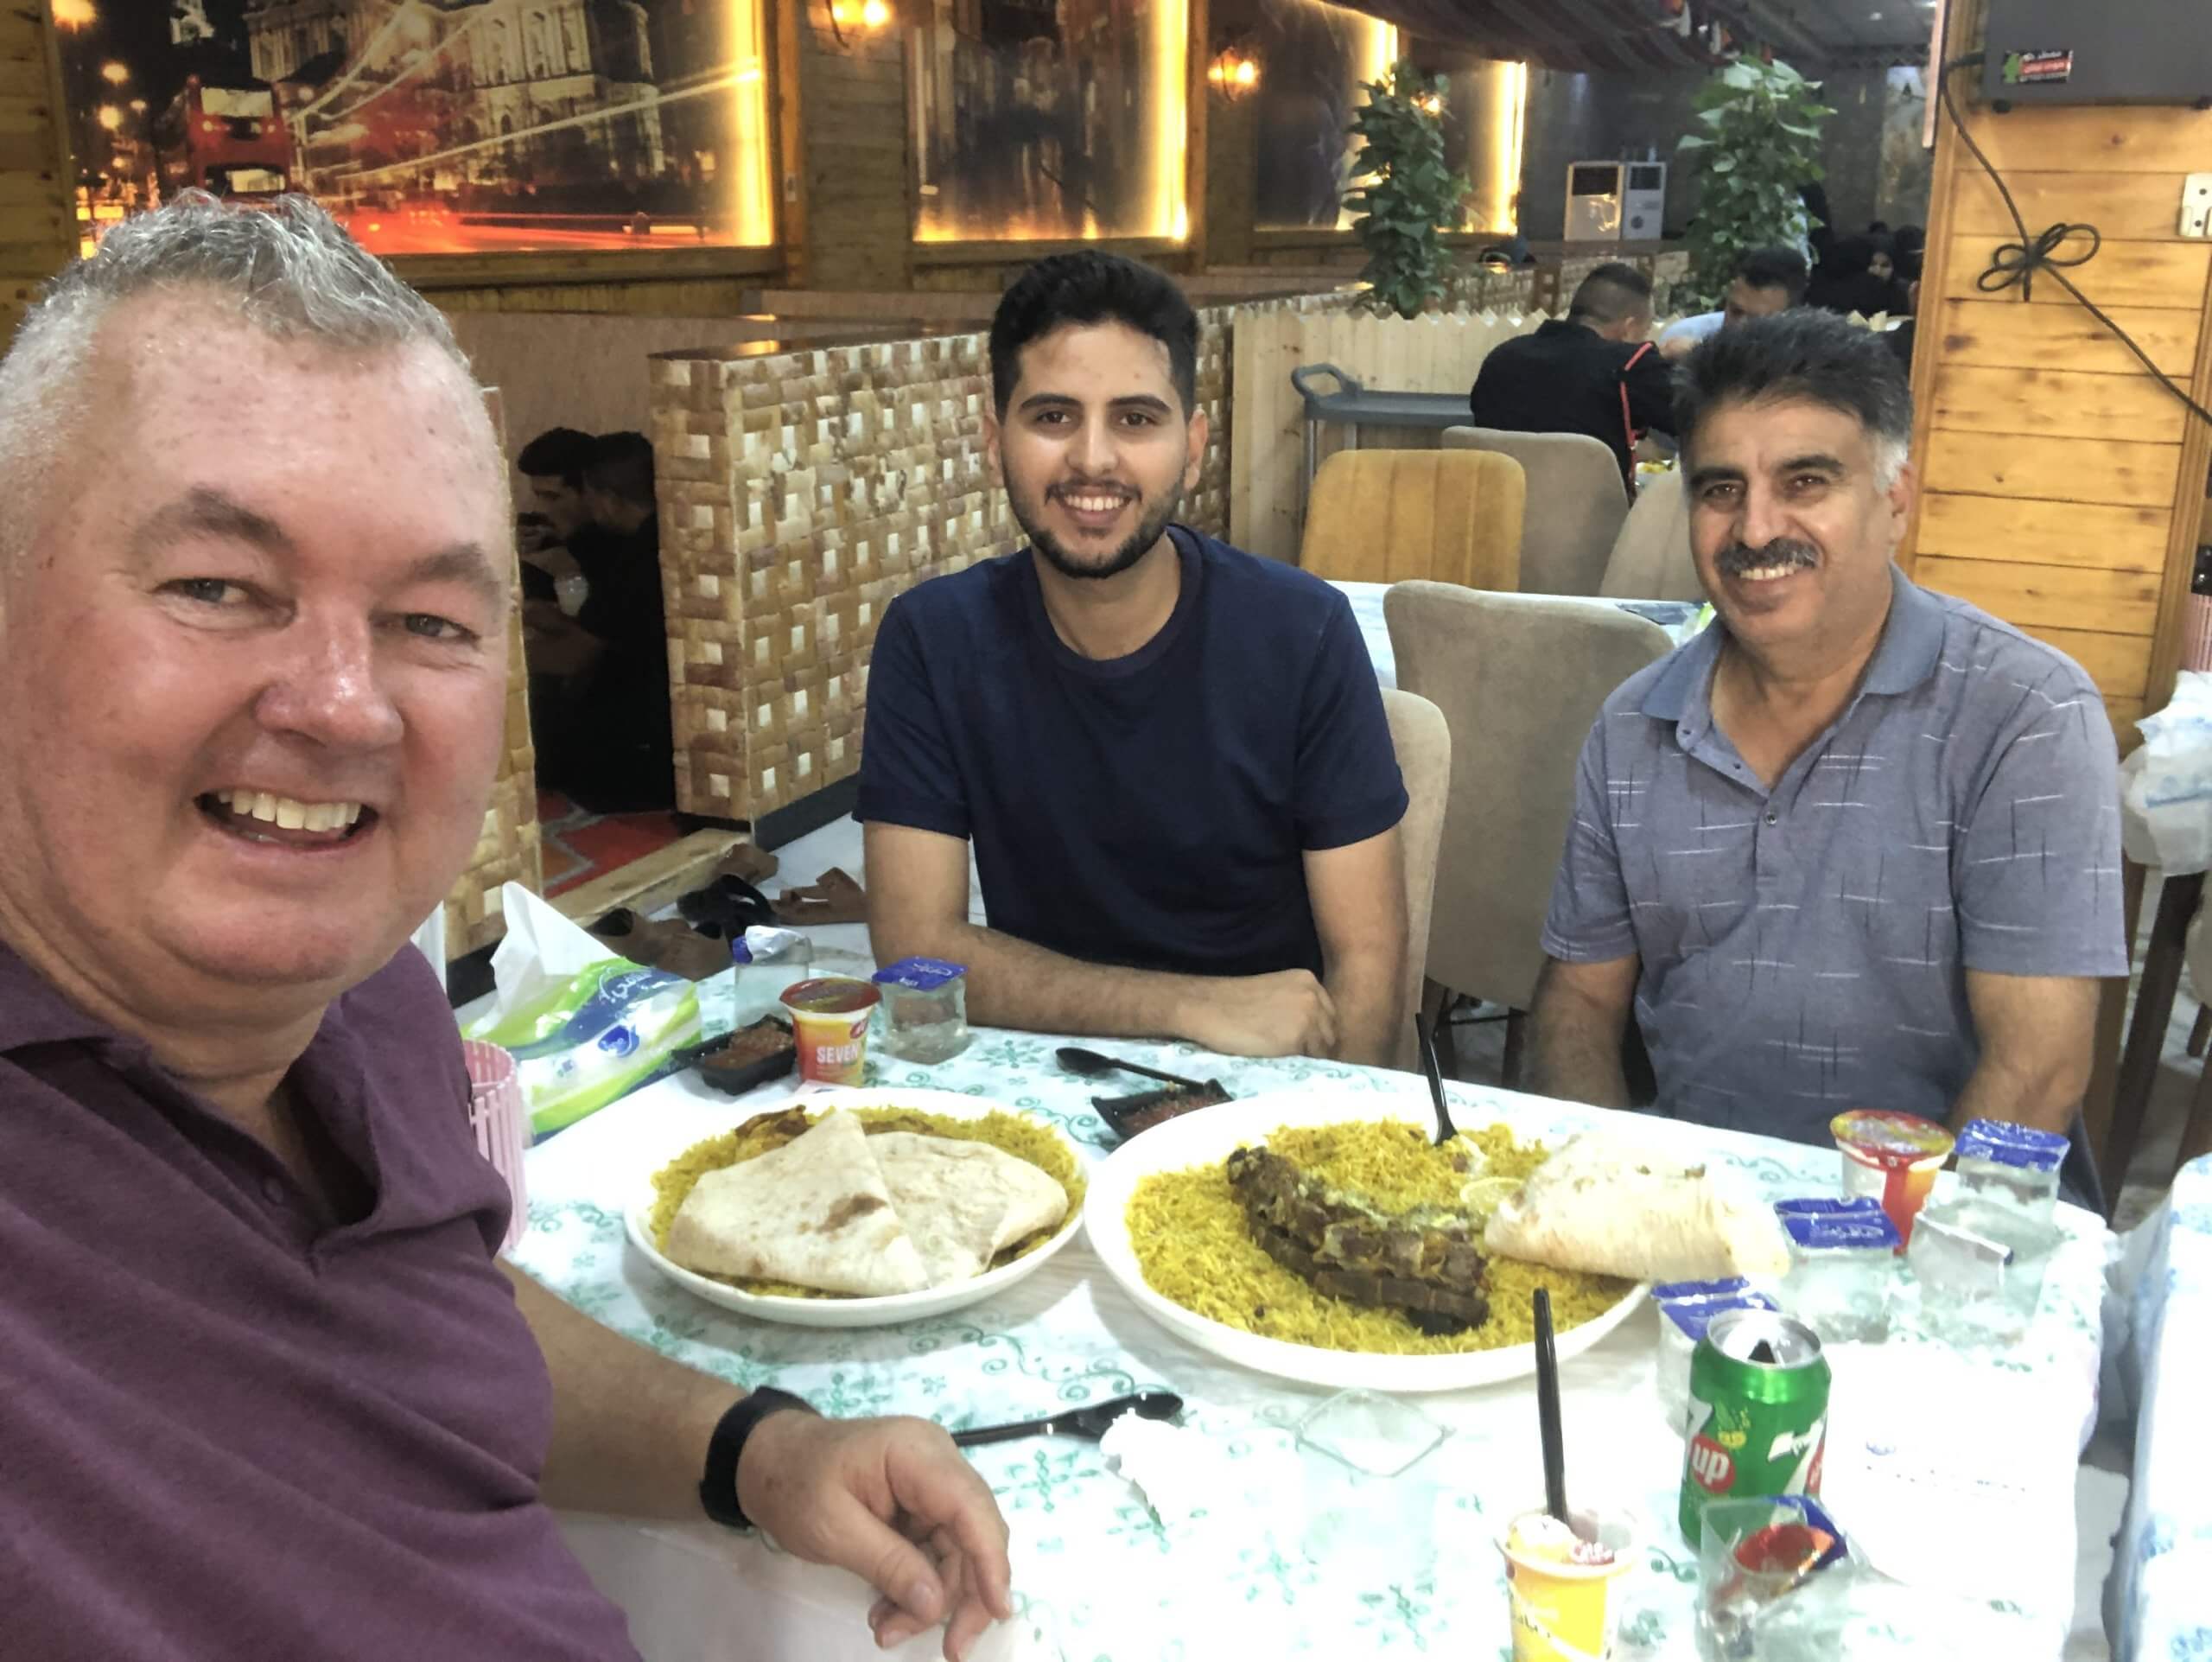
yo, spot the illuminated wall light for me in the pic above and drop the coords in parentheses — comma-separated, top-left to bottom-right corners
(52, 0, 95, 27)
(1489, 60, 1528, 234)
(96, 105, 122, 131)
(100, 61, 130, 86)
(722, 0, 774, 247)
(1148, 0, 1190, 241)
(861, 0, 890, 26)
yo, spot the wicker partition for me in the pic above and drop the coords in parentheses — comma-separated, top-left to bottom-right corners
(650, 293, 1350, 820)
(440, 387, 543, 957)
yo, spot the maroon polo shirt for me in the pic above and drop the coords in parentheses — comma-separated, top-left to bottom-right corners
(0, 939, 640, 1660)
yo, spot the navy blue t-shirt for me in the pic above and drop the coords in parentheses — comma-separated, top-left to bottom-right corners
(855, 526, 1408, 979)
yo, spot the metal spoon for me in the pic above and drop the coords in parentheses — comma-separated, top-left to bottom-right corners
(1417, 1012, 1459, 1146)
(1054, 1047, 1208, 1092)
(951, 1390, 1185, 1449)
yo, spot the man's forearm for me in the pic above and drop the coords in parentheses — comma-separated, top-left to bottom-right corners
(1325, 947, 1402, 1067)
(893, 919, 1206, 1041)
(1948, 1060, 2082, 1137)
(505, 1264, 734, 1520)
(1528, 990, 1630, 1108)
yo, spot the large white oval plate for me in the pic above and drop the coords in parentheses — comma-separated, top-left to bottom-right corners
(1084, 1089, 1648, 1392)
(626, 1086, 1087, 1329)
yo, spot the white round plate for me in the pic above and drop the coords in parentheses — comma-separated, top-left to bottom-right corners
(1084, 1089, 1647, 1392)
(626, 1086, 1086, 1328)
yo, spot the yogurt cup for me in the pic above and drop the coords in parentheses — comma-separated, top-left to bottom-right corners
(779, 977, 880, 1085)
(1830, 1110, 1955, 1247)
(1499, 1507, 1637, 1662)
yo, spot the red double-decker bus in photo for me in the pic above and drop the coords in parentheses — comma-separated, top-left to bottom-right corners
(153, 77, 294, 202)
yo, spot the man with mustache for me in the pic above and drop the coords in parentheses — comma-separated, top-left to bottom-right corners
(1529, 310, 2125, 1162)
(859, 253, 1410, 1063)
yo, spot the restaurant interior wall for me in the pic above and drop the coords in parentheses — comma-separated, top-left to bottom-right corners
(1905, 10, 2212, 744)
(0, 8, 78, 342)
(645, 293, 1357, 822)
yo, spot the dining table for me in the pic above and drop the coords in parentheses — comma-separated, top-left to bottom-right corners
(511, 1027, 2113, 1661)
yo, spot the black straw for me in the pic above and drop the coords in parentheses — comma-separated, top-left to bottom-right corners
(1534, 1288, 1568, 1525)
(1415, 1014, 1458, 1144)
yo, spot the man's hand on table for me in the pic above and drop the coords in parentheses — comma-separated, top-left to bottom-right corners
(1179, 968, 1339, 1058)
(737, 1409, 1014, 1662)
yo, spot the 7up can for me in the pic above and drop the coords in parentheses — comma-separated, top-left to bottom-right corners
(1679, 1309, 1830, 1544)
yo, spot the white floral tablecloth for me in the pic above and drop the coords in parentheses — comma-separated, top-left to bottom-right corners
(2114, 1153, 2212, 1661)
(512, 1031, 2112, 1661)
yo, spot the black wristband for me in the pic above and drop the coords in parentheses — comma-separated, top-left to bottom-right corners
(699, 1386, 817, 1530)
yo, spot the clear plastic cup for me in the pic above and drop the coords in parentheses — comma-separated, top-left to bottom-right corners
(1830, 1110, 1954, 1246)
(1499, 1506, 1637, 1661)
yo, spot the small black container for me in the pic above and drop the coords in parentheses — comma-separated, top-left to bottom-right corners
(674, 1016, 798, 1096)
(1093, 1080, 1234, 1142)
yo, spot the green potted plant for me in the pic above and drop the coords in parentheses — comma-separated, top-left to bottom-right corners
(1345, 62, 1470, 320)
(1675, 58, 1834, 310)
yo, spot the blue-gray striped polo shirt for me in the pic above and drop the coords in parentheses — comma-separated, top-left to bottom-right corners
(1542, 564, 2126, 1144)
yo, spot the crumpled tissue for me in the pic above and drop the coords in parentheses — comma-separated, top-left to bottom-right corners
(462, 883, 700, 1136)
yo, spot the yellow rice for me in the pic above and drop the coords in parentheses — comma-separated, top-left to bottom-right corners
(648, 1105, 1085, 1299)
(1128, 1120, 1631, 1355)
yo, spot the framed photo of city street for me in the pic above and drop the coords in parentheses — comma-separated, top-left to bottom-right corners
(54, 1, 776, 263)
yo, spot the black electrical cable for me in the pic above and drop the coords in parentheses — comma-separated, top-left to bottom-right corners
(1935, 52, 2212, 431)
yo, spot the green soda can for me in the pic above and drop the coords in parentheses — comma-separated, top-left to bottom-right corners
(1679, 1309, 1830, 1544)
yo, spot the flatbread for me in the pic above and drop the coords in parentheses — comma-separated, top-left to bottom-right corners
(869, 1131, 1069, 1283)
(1483, 1132, 1789, 1283)
(666, 1109, 931, 1295)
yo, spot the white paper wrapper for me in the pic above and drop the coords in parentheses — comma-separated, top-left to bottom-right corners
(1099, 1416, 1225, 1526)
(2123, 671, 2212, 876)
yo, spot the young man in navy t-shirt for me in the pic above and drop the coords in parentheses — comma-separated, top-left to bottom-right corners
(857, 253, 1409, 1063)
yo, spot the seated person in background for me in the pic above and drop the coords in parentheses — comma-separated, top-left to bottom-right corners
(1657, 245, 1809, 360)
(514, 425, 600, 608)
(1469, 262, 1675, 490)
(1805, 235, 1909, 319)
(1530, 310, 2125, 1156)
(860, 252, 1409, 1064)
(528, 431, 677, 812)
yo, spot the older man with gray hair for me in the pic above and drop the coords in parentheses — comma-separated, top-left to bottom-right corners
(0, 194, 1009, 1661)
(1530, 310, 2125, 1174)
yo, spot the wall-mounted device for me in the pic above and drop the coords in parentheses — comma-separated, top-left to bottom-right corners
(1980, 0, 2212, 107)
(1565, 162, 1624, 242)
(1622, 162, 1667, 240)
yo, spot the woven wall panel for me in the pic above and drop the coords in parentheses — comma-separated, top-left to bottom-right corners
(654, 294, 1344, 821)
(441, 553, 543, 955)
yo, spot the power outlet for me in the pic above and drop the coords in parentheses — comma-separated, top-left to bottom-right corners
(2185, 173, 2212, 239)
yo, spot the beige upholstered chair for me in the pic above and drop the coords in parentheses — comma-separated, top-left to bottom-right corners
(1380, 688, 1452, 1074)
(1443, 425, 1628, 598)
(1300, 449, 1525, 591)
(1384, 582, 1674, 1081)
(1599, 467, 1704, 602)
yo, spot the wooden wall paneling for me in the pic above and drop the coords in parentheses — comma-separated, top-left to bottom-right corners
(1926, 363, 2191, 443)
(1947, 170, 2197, 242)
(1910, 557, 2164, 636)
(1914, 494, 2170, 571)
(1919, 430, 2183, 509)
(1931, 234, 2211, 311)
(1905, 24, 2212, 742)
(0, 3, 73, 341)
(2027, 627, 2155, 702)
(1927, 297, 2200, 378)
